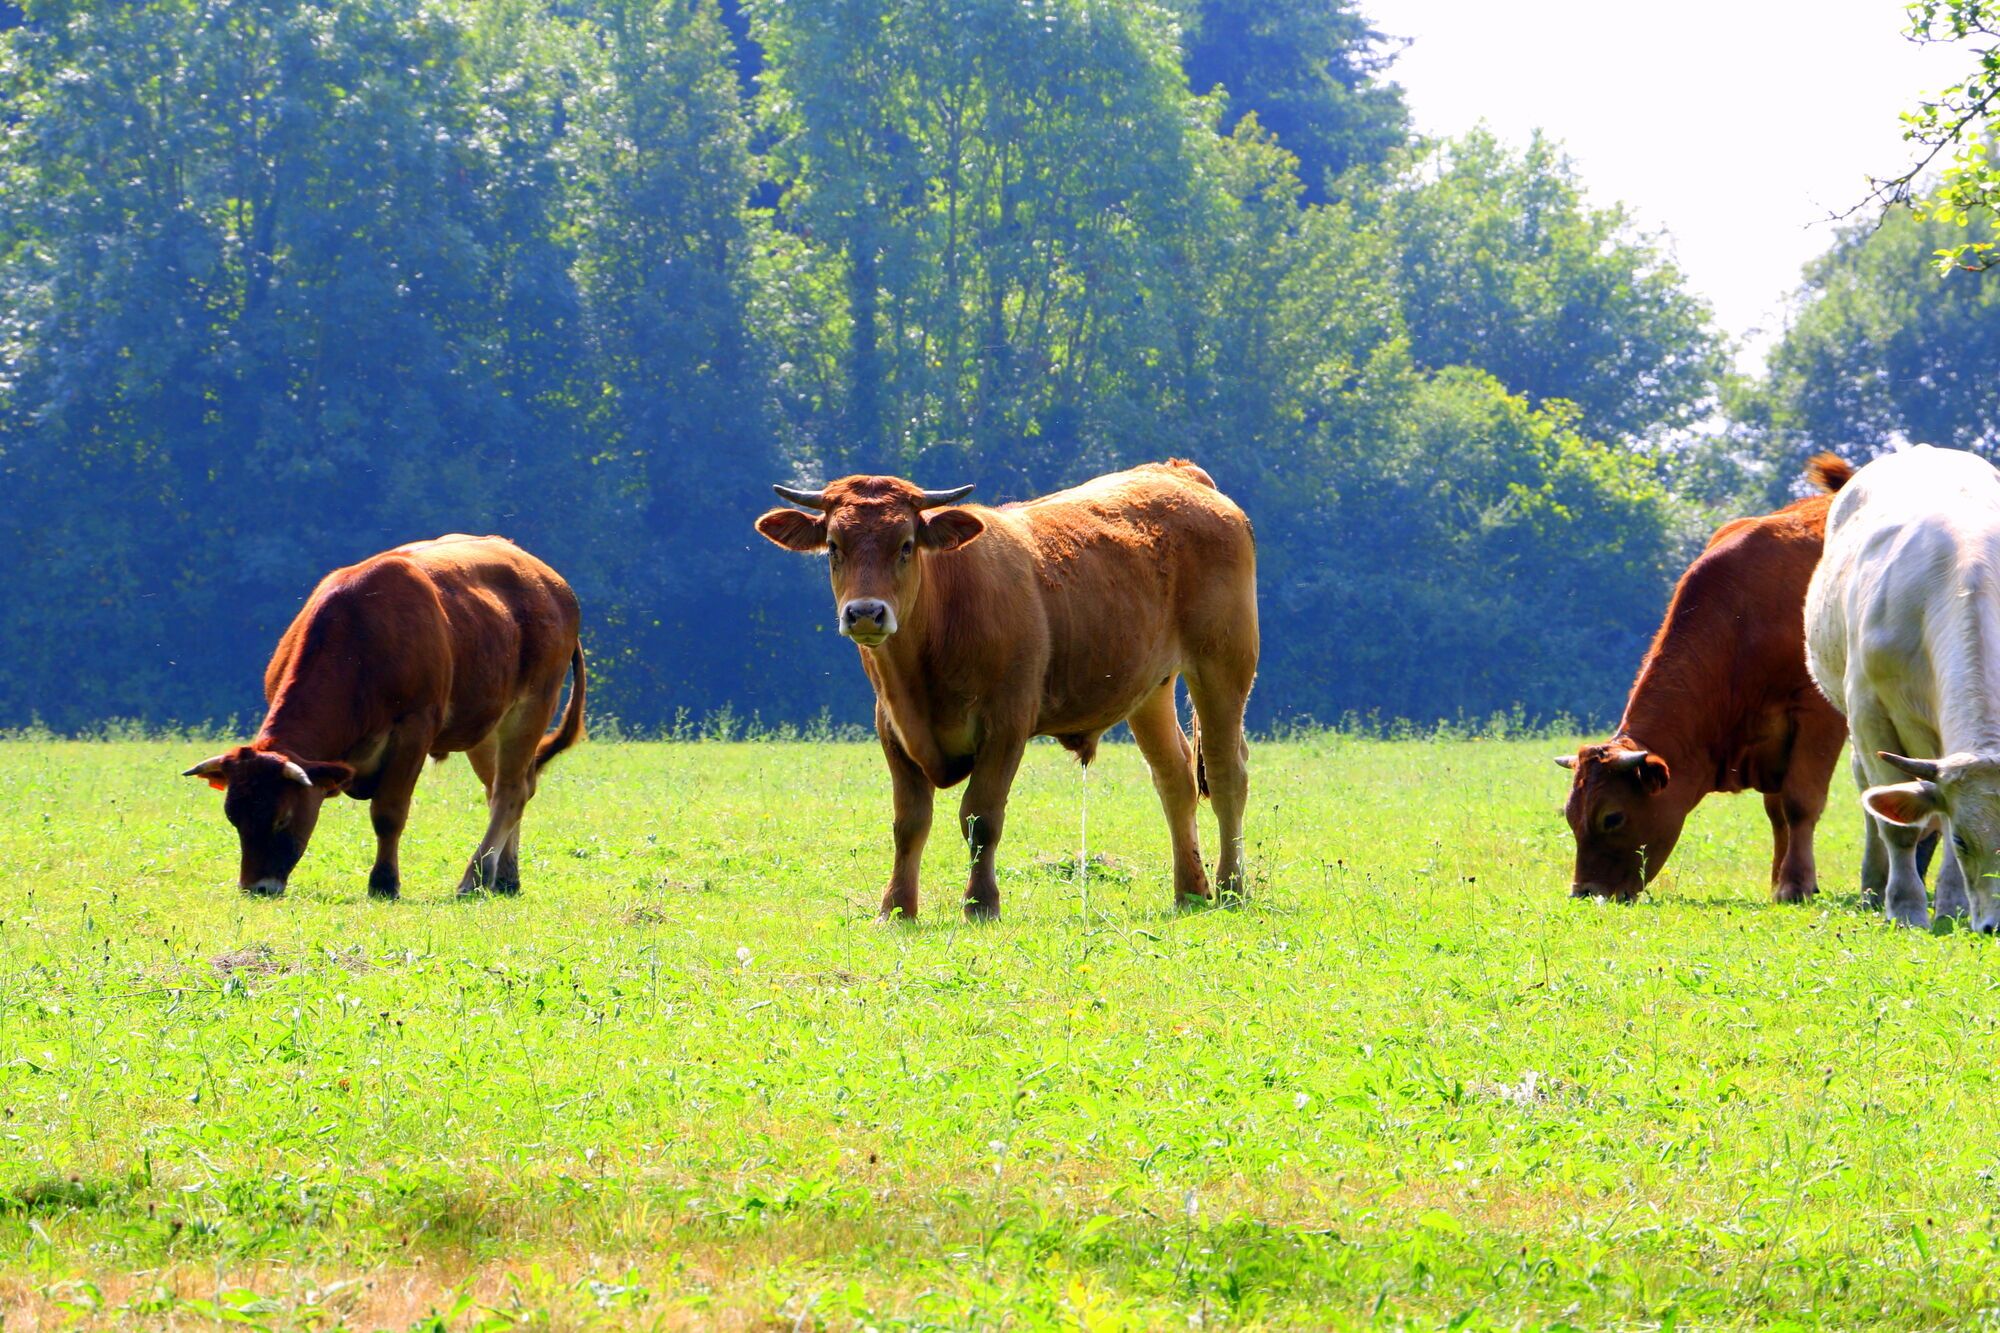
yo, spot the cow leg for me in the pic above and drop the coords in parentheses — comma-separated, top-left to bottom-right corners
(1762, 792, 1792, 895)
(1850, 707, 1933, 926)
(1935, 834, 1972, 920)
(1186, 665, 1253, 903)
(1127, 679, 1210, 908)
(1772, 712, 1841, 904)
(878, 706, 933, 922)
(958, 733, 1026, 921)
(1772, 792, 1826, 904)
(366, 730, 431, 900)
(464, 734, 518, 887)
(467, 733, 498, 800)
(1851, 746, 1892, 910)
(456, 706, 544, 897)
(1876, 820, 1932, 929)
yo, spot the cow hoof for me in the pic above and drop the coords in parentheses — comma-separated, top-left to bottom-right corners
(875, 907, 915, 925)
(368, 885, 400, 901)
(1887, 903, 1932, 930)
(491, 878, 521, 897)
(963, 900, 1001, 923)
(1175, 892, 1214, 913)
(1773, 883, 1817, 905)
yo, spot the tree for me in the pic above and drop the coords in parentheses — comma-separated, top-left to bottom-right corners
(556, 0, 816, 723)
(1177, 0, 1408, 201)
(1876, 1, 2000, 269)
(1731, 207, 2000, 499)
(1379, 129, 1723, 442)
(750, 0, 1224, 489)
(0, 0, 1725, 733)
(1268, 368, 1695, 725)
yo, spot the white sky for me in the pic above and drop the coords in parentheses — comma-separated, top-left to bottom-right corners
(1380, 0, 1968, 368)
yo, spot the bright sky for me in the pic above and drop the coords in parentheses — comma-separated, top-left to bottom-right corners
(1380, 0, 1968, 368)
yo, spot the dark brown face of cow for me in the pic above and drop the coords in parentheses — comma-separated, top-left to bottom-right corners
(754, 477, 985, 647)
(1557, 743, 1676, 901)
(184, 748, 354, 896)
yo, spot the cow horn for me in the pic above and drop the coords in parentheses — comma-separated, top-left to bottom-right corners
(183, 755, 227, 779)
(1553, 755, 1578, 770)
(771, 483, 830, 510)
(280, 760, 313, 787)
(1607, 749, 1651, 772)
(915, 484, 975, 509)
(1879, 751, 1942, 782)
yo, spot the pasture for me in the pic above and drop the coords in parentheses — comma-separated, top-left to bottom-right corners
(2, 736, 1997, 1330)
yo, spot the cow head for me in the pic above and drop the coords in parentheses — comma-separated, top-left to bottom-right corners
(1864, 750, 2000, 931)
(184, 747, 354, 896)
(1555, 741, 1678, 901)
(754, 476, 985, 647)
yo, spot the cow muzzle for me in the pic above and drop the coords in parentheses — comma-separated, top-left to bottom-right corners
(840, 599, 897, 646)
(1570, 880, 1641, 902)
(241, 877, 288, 898)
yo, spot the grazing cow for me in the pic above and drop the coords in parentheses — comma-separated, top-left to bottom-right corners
(184, 535, 584, 899)
(1557, 456, 1855, 903)
(755, 461, 1258, 921)
(1805, 444, 2000, 929)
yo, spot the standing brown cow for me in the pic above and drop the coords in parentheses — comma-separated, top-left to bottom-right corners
(1556, 457, 1855, 902)
(755, 460, 1258, 921)
(184, 535, 584, 899)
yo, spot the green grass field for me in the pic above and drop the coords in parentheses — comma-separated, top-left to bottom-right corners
(3, 736, 1997, 1330)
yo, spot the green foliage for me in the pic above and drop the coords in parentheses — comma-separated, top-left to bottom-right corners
(1380, 129, 1725, 442)
(1734, 207, 2000, 498)
(751, 0, 1220, 484)
(3, 736, 1997, 1327)
(0, 0, 1721, 735)
(1893, 1, 2000, 268)
(1267, 368, 1696, 725)
(1177, 0, 1410, 200)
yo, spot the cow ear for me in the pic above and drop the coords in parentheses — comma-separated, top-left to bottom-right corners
(184, 754, 232, 792)
(755, 508, 827, 553)
(1636, 753, 1671, 794)
(1864, 780, 1945, 828)
(920, 508, 984, 551)
(299, 760, 354, 792)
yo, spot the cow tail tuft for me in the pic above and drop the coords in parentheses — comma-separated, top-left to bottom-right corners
(1190, 708, 1209, 799)
(1805, 453, 1855, 494)
(535, 642, 586, 772)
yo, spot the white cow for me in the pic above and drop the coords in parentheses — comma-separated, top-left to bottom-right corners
(1805, 444, 1994, 929)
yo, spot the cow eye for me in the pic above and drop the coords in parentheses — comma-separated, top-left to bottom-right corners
(1954, 833, 1969, 854)
(827, 546, 842, 568)
(900, 539, 915, 559)
(1601, 812, 1626, 832)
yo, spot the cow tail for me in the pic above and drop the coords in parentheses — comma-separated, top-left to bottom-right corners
(1805, 453, 1855, 494)
(1190, 708, 1209, 799)
(535, 642, 586, 772)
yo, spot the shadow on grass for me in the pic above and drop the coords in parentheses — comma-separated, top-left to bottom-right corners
(2, 1174, 128, 1215)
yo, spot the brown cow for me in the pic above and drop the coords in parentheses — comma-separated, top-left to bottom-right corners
(755, 460, 1258, 921)
(1556, 456, 1855, 902)
(183, 535, 584, 899)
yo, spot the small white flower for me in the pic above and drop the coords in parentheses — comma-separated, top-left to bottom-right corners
(736, 945, 752, 967)
(1293, 1092, 1310, 1111)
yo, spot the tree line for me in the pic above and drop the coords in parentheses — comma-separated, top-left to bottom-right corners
(0, 0, 1986, 733)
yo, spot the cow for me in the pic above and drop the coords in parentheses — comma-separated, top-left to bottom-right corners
(1805, 444, 2000, 929)
(754, 460, 1258, 921)
(1556, 455, 1857, 903)
(183, 535, 584, 900)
